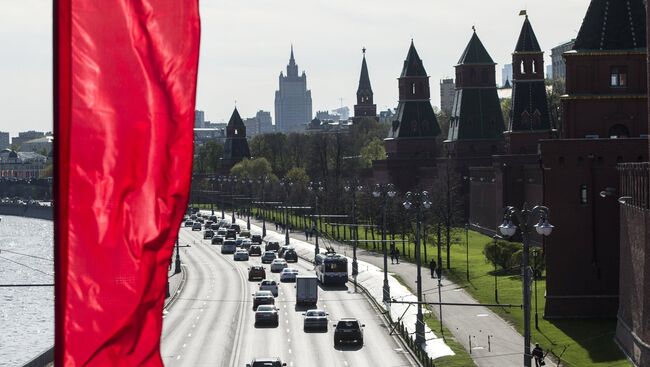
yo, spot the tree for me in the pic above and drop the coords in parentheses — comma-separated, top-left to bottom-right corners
(483, 240, 522, 272)
(230, 157, 275, 180)
(193, 140, 223, 174)
(359, 138, 386, 168)
(500, 97, 511, 128)
(546, 78, 565, 137)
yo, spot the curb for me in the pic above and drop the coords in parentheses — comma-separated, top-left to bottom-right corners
(164, 264, 187, 311)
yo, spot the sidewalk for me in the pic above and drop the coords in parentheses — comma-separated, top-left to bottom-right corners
(241, 214, 547, 367)
(164, 245, 186, 310)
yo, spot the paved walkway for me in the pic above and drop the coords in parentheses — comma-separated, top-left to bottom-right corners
(240, 214, 552, 367)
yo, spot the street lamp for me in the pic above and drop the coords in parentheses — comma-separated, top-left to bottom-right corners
(344, 181, 364, 293)
(498, 205, 553, 367)
(217, 176, 226, 219)
(372, 183, 397, 303)
(228, 176, 238, 223)
(245, 178, 253, 230)
(280, 178, 293, 246)
(403, 190, 432, 348)
(174, 237, 181, 274)
(308, 181, 325, 259)
(258, 176, 270, 238)
(465, 223, 470, 282)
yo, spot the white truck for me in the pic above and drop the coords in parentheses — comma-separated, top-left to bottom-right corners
(296, 275, 318, 306)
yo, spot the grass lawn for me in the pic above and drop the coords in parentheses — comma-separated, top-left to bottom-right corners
(219, 206, 630, 366)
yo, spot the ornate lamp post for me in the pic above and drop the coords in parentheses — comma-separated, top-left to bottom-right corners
(403, 190, 432, 348)
(308, 181, 325, 259)
(344, 181, 363, 293)
(245, 178, 253, 230)
(174, 237, 181, 274)
(372, 183, 396, 303)
(280, 178, 293, 246)
(217, 176, 226, 219)
(498, 205, 554, 367)
(258, 176, 270, 238)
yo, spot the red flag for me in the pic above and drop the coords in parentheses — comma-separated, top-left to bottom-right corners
(54, 1, 200, 365)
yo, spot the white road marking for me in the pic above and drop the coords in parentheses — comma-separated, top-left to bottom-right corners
(182, 343, 186, 348)
(288, 349, 292, 354)
(177, 355, 181, 360)
(343, 361, 348, 366)
(188, 333, 192, 337)
(476, 314, 489, 317)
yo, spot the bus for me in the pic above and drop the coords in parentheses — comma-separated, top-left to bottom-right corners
(314, 252, 348, 285)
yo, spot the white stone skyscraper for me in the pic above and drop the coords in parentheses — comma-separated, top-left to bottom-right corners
(274, 46, 312, 133)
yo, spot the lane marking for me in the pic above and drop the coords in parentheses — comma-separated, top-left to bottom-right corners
(188, 333, 192, 337)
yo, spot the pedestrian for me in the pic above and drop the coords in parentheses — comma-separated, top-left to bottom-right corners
(395, 248, 400, 264)
(305, 228, 309, 241)
(430, 258, 437, 278)
(532, 343, 545, 366)
(390, 248, 396, 264)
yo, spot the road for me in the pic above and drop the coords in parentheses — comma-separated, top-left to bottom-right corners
(160, 226, 416, 367)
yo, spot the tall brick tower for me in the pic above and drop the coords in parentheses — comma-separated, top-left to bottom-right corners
(222, 107, 250, 170)
(353, 48, 377, 123)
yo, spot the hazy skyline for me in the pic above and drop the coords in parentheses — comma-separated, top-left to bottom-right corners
(1, 1, 591, 136)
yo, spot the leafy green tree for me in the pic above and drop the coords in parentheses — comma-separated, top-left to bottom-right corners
(483, 240, 522, 272)
(500, 97, 512, 128)
(359, 138, 386, 168)
(230, 157, 275, 180)
(193, 140, 223, 174)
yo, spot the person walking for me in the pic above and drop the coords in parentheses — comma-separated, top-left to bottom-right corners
(305, 227, 309, 241)
(390, 248, 396, 264)
(395, 248, 400, 264)
(532, 343, 545, 366)
(430, 258, 437, 278)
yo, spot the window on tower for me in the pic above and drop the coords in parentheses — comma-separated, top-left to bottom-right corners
(610, 67, 627, 87)
(520, 60, 525, 74)
(412, 83, 416, 95)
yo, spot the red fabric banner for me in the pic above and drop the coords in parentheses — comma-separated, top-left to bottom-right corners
(54, 1, 200, 365)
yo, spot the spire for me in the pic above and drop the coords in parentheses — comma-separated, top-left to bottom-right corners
(457, 31, 495, 65)
(515, 15, 541, 52)
(357, 48, 373, 95)
(227, 107, 244, 129)
(400, 40, 428, 77)
(286, 45, 298, 77)
(573, 0, 646, 51)
(290, 44, 295, 64)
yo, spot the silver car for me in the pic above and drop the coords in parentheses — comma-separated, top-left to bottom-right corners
(280, 268, 299, 282)
(303, 309, 329, 330)
(234, 249, 249, 261)
(255, 305, 279, 326)
(270, 258, 288, 273)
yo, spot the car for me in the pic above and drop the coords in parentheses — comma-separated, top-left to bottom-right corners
(248, 266, 266, 281)
(204, 220, 213, 229)
(235, 238, 245, 247)
(184, 220, 193, 227)
(234, 249, 249, 261)
(283, 249, 298, 263)
(210, 224, 219, 231)
(226, 229, 237, 239)
(261, 251, 277, 264)
(249, 245, 262, 256)
(270, 259, 288, 273)
(333, 318, 365, 347)
(251, 234, 263, 244)
(239, 229, 251, 238)
(265, 241, 280, 252)
(221, 240, 237, 254)
(211, 236, 224, 245)
(303, 309, 329, 330)
(230, 224, 241, 233)
(195, 217, 205, 224)
(259, 279, 279, 296)
(241, 239, 253, 249)
(252, 290, 275, 309)
(217, 229, 227, 237)
(255, 305, 279, 326)
(278, 245, 291, 258)
(203, 230, 214, 239)
(209, 215, 218, 222)
(192, 222, 202, 231)
(190, 214, 197, 220)
(280, 268, 299, 282)
(245, 357, 286, 367)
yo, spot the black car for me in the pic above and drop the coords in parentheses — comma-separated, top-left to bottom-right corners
(249, 245, 262, 256)
(283, 249, 298, 263)
(246, 358, 286, 367)
(203, 230, 214, 239)
(225, 229, 237, 239)
(230, 224, 241, 233)
(209, 215, 218, 222)
(184, 220, 193, 227)
(333, 318, 365, 347)
(252, 290, 275, 309)
(248, 266, 266, 281)
(210, 224, 219, 231)
(251, 234, 263, 244)
(265, 241, 280, 252)
(211, 236, 224, 245)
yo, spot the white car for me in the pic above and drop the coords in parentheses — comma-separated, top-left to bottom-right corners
(233, 249, 249, 261)
(259, 279, 279, 297)
(280, 268, 299, 282)
(270, 258, 288, 273)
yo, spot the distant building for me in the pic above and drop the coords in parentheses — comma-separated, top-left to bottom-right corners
(194, 128, 225, 147)
(550, 39, 575, 81)
(274, 46, 313, 133)
(315, 111, 339, 122)
(378, 109, 396, 125)
(501, 63, 512, 87)
(221, 108, 251, 171)
(546, 65, 553, 79)
(0, 132, 9, 150)
(20, 136, 53, 154)
(194, 110, 205, 128)
(0, 149, 48, 178)
(353, 49, 377, 123)
(12, 131, 46, 148)
(333, 106, 350, 121)
(439, 78, 455, 114)
(243, 110, 274, 137)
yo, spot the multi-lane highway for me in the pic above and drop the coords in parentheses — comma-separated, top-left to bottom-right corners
(160, 226, 417, 366)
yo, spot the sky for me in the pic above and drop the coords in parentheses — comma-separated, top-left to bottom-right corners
(0, 0, 592, 135)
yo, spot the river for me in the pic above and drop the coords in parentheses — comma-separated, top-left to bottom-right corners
(0, 216, 53, 366)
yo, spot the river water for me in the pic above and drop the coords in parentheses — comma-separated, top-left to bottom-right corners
(0, 216, 53, 366)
